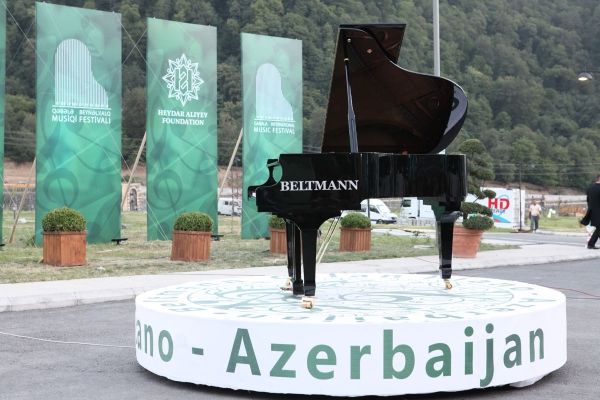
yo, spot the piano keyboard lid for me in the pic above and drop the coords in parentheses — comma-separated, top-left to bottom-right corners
(321, 24, 468, 155)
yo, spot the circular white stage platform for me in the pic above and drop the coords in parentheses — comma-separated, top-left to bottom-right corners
(135, 273, 566, 397)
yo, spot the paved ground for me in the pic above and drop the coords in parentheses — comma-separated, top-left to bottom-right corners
(0, 231, 598, 399)
(0, 259, 598, 400)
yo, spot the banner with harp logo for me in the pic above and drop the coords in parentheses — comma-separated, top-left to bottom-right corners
(35, 2, 122, 244)
(241, 33, 303, 239)
(0, 6, 4, 237)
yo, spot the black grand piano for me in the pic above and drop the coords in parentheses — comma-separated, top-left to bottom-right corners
(249, 24, 467, 308)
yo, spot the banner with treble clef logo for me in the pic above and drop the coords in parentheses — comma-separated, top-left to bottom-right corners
(241, 33, 303, 239)
(35, 3, 122, 244)
(0, 6, 4, 238)
(146, 18, 217, 240)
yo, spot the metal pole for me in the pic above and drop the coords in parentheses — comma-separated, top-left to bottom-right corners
(519, 163, 523, 231)
(433, 0, 444, 158)
(433, 0, 440, 77)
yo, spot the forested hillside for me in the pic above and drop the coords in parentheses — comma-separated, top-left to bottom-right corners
(4, 0, 600, 188)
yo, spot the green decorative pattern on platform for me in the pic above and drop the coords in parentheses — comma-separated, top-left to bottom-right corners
(241, 33, 302, 239)
(0, 7, 5, 242)
(35, 2, 121, 244)
(146, 18, 217, 240)
(140, 273, 562, 322)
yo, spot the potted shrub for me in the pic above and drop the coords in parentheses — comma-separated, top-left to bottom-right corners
(453, 139, 496, 257)
(339, 212, 372, 252)
(42, 207, 86, 266)
(171, 212, 213, 262)
(268, 215, 287, 254)
(453, 191, 496, 258)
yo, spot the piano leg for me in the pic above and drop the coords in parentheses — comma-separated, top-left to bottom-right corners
(437, 211, 461, 290)
(299, 228, 319, 309)
(289, 223, 304, 295)
(282, 222, 295, 291)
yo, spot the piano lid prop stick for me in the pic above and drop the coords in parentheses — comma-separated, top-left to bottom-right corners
(315, 217, 336, 262)
(343, 35, 359, 153)
(316, 217, 340, 265)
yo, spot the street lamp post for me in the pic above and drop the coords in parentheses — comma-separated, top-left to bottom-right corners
(578, 70, 600, 81)
(433, 0, 440, 77)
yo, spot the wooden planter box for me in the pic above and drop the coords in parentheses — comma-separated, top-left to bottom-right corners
(43, 231, 86, 266)
(339, 228, 371, 252)
(452, 225, 484, 258)
(269, 228, 287, 254)
(171, 231, 211, 262)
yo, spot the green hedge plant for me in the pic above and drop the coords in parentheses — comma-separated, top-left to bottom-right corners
(268, 215, 286, 229)
(462, 214, 495, 230)
(455, 139, 496, 231)
(42, 207, 86, 232)
(460, 189, 496, 231)
(340, 212, 371, 229)
(173, 212, 213, 232)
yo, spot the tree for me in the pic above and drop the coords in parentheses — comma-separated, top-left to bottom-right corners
(2, 0, 599, 194)
(456, 139, 494, 197)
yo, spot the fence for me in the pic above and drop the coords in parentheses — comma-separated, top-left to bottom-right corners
(3, 188, 35, 213)
(526, 195, 587, 217)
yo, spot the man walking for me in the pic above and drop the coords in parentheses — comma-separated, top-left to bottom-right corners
(529, 200, 542, 233)
(584, 174, 600, 249)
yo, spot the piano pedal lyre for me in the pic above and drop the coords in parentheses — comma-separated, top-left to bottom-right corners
(280, 277, 293, 291)
(301, 296, 316, 309)
(444, 279, 453, 290)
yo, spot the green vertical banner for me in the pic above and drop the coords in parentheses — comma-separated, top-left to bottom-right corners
(35, 3, 122, 244)
(146, 19, 217, 240)
(241, 33, 302, 239)
(0, 6, 4, 243)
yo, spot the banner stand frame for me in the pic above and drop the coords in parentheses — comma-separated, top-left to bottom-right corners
(218, 128, 243, 199)
(218, 128, 243, 234)
(121, 132, 147, 211)
(8, 158, 36, 244)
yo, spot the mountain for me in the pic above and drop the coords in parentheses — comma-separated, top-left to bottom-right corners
(4, 0, 600, 188)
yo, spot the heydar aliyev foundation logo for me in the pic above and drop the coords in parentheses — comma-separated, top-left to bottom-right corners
(162, 53, 204, 107)
(157, 53, 208, 126)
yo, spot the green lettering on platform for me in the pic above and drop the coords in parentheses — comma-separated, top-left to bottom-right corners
(504, 334, 522, 368)
(227, 328, 261, 375)
(307, 345, 336, 380)
(270, 343, 296, 378)
(426, 343, 451, 377)
(383, 330, 414, 379)
(158, 330, 173, 362)
(350, 345, 371, 379)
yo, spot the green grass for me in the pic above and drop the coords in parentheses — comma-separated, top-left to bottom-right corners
(533, 215, 586, 232)
(1, 211, 513, 284)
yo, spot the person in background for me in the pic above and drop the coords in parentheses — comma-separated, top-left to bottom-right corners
(529, 200, 542, 233)
(583, 174, 600, 249)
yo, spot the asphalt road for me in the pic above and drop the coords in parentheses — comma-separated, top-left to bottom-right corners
(485, 231, 589, 247)
(0, 260, 599, 400)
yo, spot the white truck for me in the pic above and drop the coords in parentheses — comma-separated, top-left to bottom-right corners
(218, 198, 241, 216)
(399, 197, 435, 219)
(342, 199, 398, 224)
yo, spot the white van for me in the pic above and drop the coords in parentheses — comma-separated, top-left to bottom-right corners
(218, 198, 241, 216)
(399, 197, 435, 219)
(342, 199, 398, 224)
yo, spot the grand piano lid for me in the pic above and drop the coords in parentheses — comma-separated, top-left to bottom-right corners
(321, 24, 467, 155)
